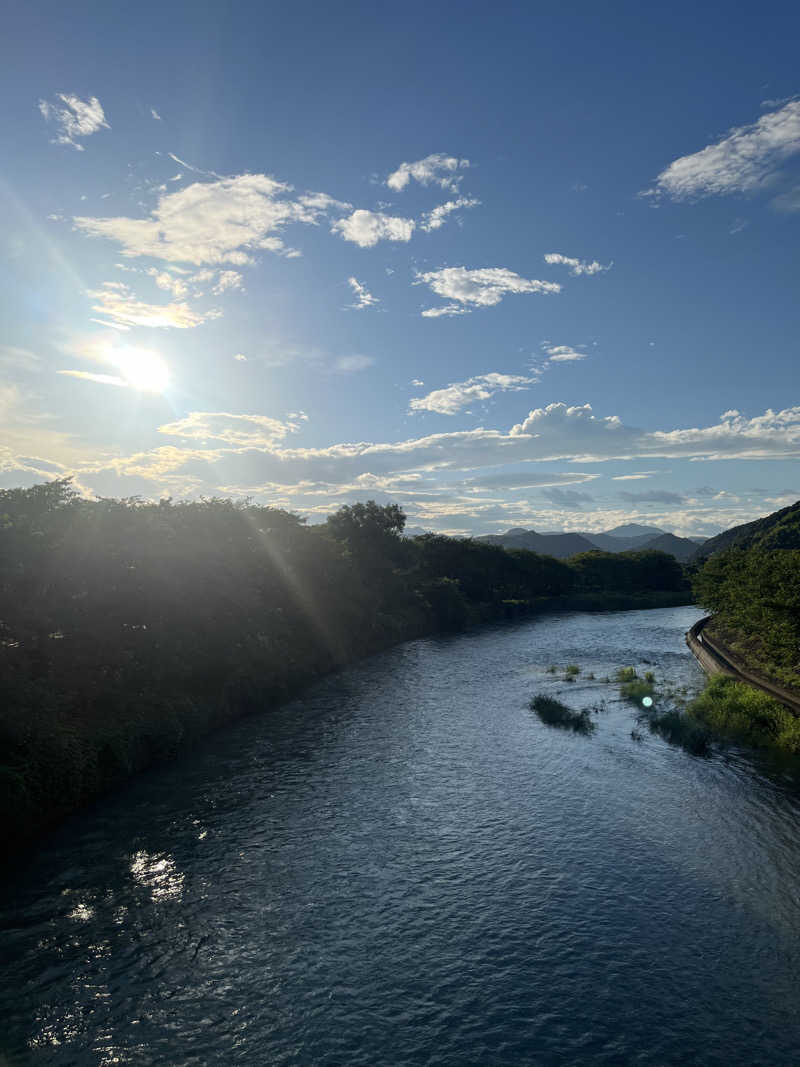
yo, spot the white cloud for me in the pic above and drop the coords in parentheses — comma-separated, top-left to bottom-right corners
(331, 209, 415, 247)
(644, 100, 800, 200)
(542, 343, 587, 363)
(611, 471, 657, 481)
(73, 174, 350, 265)
(151, 108, 162, 121)
(38, 93, 109, 150)
(411, 378, 424, 387)
(543, 253, 611, 276)
(386, 153, 470, 192)
(420, 197, 480, 232)
(417, 266, 561, 316)
(410, 372, 539, 415)
(88, 282, 221, 329)
(334, 355, 375, 372)
(158, 411, 305, 447)
(234, 353, 247, 362)
(212, 270, 244, 295)
(148, 269, 189, 298)
(347, 277, 379, 309)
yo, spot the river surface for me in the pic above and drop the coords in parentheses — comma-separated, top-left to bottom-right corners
(4, 605, 800, 1065)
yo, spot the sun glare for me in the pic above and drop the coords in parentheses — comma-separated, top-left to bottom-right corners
(113, 346, 170, 392)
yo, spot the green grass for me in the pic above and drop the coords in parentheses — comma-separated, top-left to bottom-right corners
(620, 678, 656, 705)
(564, 664, 581, 678)
(530, 695, 595, 734)
(615, 666, 638, 682)
(688, 676, 800, 753)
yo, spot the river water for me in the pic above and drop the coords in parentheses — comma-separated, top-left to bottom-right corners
(3, 605, 800, 1065)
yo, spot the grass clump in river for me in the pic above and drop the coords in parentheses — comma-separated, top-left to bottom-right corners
(687, 676, 800, 753)
(564, 664, 581, 678)
(530, 695, 595, 734)
(641, 707, 713, 756)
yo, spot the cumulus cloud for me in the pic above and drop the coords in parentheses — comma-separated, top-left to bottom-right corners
(543, 253, 611, 276)
(88, 282, 221, 329)
(542, 343, 587, 363)
(331, 209, 415, 247)
(73, 175, 351, 265)
(347, 277, 379, 309)
(420, 197, 480, 232)
(410, 372, 539, 415)
(158, 411, 305, 447)
(386, 153, 470, 192)
(211, 270, 244, 294)
(643, 100, 800, 200)
(417, 267, 561, 316)
(38, 93, 109, 150)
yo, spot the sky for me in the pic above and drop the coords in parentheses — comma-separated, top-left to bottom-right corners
(2, 2, 799, 537)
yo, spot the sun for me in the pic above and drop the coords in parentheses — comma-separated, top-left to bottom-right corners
(113, 346, 170, 392)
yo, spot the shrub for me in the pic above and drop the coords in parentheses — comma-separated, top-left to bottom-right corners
(620, 678, 656, 705)
(615, 666, 638, 682)
(688, 676, 800, 753)
(565, 664, 581, 678)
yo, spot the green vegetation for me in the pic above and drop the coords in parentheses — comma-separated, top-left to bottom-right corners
(692, 502, 800, 691)
(620, 678, 656, 704)
(688, 677, 800, 753)
(642, 708, 712, 756)
(530, 695, 595, 734)
(565, 664, 581, 678)
(615, 666, 638, 682)
(0, 480, 697, 849)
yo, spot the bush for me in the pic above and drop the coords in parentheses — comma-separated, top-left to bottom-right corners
(620, 678, 656, 705)
(530, 695, 595, 734)
(615, 666, 638, 682)
(688, 676, 800, 753)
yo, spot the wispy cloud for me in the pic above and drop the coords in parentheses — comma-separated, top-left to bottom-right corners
(643, 100, 800, 200)
(386, 153, 470, 192)
(332, 209, 415, 247)
(420, 197, 480, 232)
(410, 372, 539, 415)
(88, 282, 221, 329)
(38, 93, 109, 150)
(540, 487, 594, 508)
(618, 488, 685, 505)
(158, 411, 305, 447)
(151, 107, 162, 121)
(334, 354, 376, 372)
(347, 277, 380, 309)
(543, 253, 612, 276)
(417, 267, 561, 317)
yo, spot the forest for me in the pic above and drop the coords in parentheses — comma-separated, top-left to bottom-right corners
(0, 480, 689, 848)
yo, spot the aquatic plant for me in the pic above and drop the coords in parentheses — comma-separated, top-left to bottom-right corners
(642, 708, 712, 756)
(620, 678, 656, 705)
(615, 666, 638, 682)
(530, 695, 595, 734)
(565, 664, 581, 678)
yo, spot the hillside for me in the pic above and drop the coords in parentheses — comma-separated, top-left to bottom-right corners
(692, 499, 800, 560)
(478, 529, 597, 558)
(637, 532, 698, 563)
(583, 530, 665, 553)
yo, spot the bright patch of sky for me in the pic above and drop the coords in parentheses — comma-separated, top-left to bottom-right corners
(2, 3, 799, 535)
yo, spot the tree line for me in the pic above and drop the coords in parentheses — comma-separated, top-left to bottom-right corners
(0, 481, 688, 848)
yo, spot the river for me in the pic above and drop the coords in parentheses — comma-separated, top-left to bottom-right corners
(3, 605, 800, 1065)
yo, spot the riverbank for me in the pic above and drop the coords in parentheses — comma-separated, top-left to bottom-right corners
(3, 592, 693, 856)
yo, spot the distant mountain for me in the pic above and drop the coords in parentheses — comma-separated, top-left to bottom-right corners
(477, 529, 598, 559)
(693, 499, 800, 560)
(582, 530, 665, 553)
(637, 532, 698, 563)
(602, 523, 666, 540)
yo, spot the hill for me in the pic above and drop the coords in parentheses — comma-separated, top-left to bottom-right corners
(692, 499, 800, 560)
(582, 530, 665, 553)
(478, 529, 597, 558)
(638, 532, 698, 563)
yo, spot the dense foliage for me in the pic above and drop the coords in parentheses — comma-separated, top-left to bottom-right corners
(0, 481, 690, 848)
(692, 503, 800, 689)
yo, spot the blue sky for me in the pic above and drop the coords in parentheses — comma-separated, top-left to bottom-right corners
(2, 2, 799, 536)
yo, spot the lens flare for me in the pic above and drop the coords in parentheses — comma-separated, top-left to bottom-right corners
(113, 346, 170, 392)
